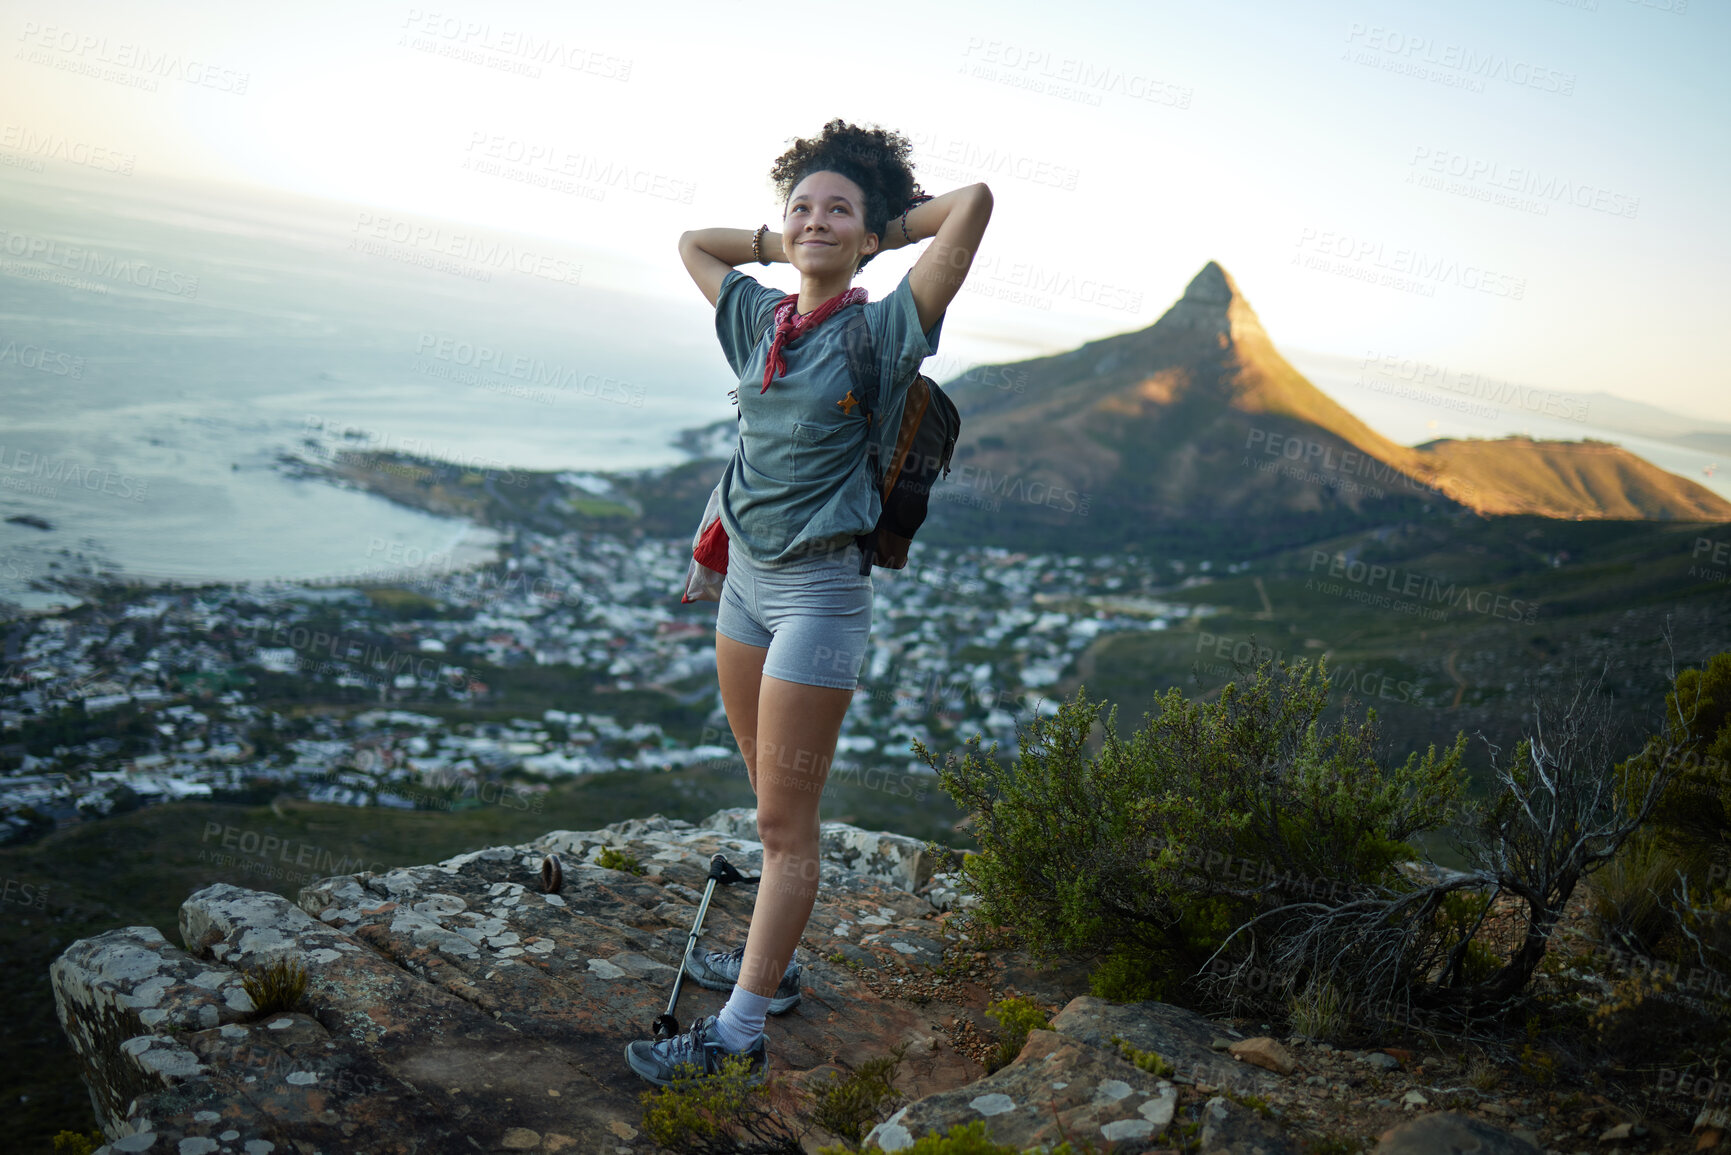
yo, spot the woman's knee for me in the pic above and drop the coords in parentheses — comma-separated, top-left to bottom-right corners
(755, 806, 820, 857)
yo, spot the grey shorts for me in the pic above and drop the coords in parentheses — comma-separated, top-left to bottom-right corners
(716, 540, 873, 690)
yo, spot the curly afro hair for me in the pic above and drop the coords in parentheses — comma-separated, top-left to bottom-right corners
(769, 119, 922, 274)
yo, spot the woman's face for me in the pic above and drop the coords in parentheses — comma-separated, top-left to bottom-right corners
(784, 170, 877, 280)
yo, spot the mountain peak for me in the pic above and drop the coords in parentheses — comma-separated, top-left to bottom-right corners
(1147, 260, 1266, 348)
(1181, 260, 1241, 306)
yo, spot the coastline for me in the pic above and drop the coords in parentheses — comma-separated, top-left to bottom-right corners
(0, 450, 517, 621)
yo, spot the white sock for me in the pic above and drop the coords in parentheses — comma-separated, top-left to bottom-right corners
(712, 986, 772, 1052)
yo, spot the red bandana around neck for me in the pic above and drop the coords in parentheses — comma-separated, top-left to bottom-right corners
(760, 286, 870, 393)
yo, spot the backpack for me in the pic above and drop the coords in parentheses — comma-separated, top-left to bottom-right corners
(836, 310, 961, 574)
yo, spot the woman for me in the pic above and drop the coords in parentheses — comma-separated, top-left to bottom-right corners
(625, 119, 992, 1085)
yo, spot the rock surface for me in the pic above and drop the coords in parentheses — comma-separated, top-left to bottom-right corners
(51, 812, 1063, 1153)
(1375, 1111, 1544, 1155)
(1199, 1094, 1301, 1155)
(866, 1027, 1181, 1152)
(1228, 1036, 1297, 1077)
(50, 811, 1563, 1154)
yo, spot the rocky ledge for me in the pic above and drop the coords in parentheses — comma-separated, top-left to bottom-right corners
(52, 811, 1639, 1154)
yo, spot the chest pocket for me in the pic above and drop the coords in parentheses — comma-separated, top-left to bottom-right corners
(790, 417, 861, 484)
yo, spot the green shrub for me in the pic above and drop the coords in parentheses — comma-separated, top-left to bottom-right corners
(1590, 831, 1684, 953)
(1611, 653, 1731, 960)
(1641, 651, 1731, 861)
(52, 1132, 104, 1155)
(1587, 653, 1731, 1081)
(1431, 891, 1500, 987)
(984, 996, 1050, 1073)
(1089, 946, 1160, 1003)
(596, 846, 645, 874)
(807, 1045, 905, 1148)
(1287, 977, 1349, 1040)
(918, 660, 1467, 1011)
(1223, 1088, 1275, 1118)
(240, 957, 307, 1015)
(639, 1052, 803, 1155)
(1109, 1034, 1174, 1077)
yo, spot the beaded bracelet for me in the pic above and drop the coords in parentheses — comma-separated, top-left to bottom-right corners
(752, 224, 770, 265)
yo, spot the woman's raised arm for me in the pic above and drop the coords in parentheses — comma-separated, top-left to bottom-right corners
(893, 184, 994, 335)
(678, 229, 788, 308)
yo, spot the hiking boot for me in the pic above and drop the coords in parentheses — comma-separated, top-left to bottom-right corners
(624, 1014, 767, 1087)
(683, 945, 802, 1013)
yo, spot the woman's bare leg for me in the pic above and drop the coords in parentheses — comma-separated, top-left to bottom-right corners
(736, 673, 851, 995)
(716, 632, 768, 791)
(715, 631, 852, 999)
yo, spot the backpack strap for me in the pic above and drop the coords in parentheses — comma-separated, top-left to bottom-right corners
(840, 310, 881, 575)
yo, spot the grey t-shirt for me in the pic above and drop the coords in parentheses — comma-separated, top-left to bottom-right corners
(713, 267, 945, 564)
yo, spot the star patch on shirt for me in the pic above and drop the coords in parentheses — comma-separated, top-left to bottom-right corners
(836, 389, 860, 416)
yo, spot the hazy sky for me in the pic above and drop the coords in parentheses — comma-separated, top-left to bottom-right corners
(6, 0, 1727, 421)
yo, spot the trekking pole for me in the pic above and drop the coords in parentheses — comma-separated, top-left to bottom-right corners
(653, 852, 759, 1041)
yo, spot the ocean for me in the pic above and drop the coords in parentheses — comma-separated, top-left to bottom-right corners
(0, 168, 733, 612)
